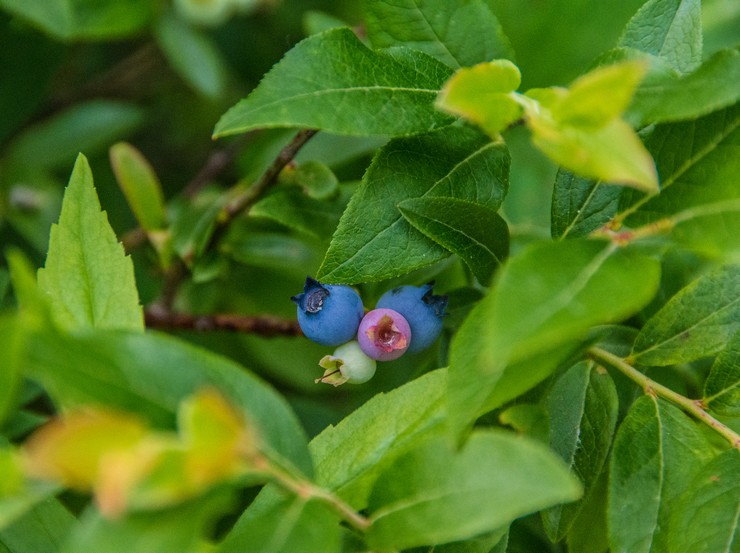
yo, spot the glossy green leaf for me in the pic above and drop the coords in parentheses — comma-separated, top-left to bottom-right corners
(608, 396, 715, 553)
(36, 155, 144, 332)
(213, 28, 454, 138)
(406, 529, 509, 553)
(436, 60, 523, 137)
(0, 497, 74, 553)
(22, 328, 312, 477)
(62, 490, 232, 553)
(627, 48, 740, 125)
(217, 487, 341, 553)
(364, 0, 515, 68)
(399, 197, 509, 284)
(632, 263, 740, 366)
(0, 0, 152, 40)
(109, 142, 167, 232)
(251, 189, 345, 239)
(3, 101, 144, 171)
(154, 12, 229, 100)
(618, 0, 702, 74)
(703, 331, 740, 416)
(667, 448, 740, 553)
(541, 361, 618, 541)
(318, 126, 509, 283)
(448, 239, 660, 435)
(550, 170, 622, 239)
(624, 104, 740, 258)
(366, 430, 581, 550)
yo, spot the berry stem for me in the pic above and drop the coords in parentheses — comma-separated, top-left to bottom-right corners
(589, 346, 740, 450)
(144, 307, 302, 337)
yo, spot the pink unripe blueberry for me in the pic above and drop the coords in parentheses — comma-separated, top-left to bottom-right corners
(357, 308, 411, 361)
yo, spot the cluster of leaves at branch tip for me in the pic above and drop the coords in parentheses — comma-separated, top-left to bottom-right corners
(20, 389, 260, 519)
(437, 58, 659, 193)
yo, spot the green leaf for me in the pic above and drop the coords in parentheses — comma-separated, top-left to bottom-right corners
(154, 12, 229, 100)
(608, 396, 716, 553)
(364, 0, 515, 68)
(703, 332, 740, 416)
(318, 126, 509, 283)
(436, 60, 523, 137)
(217, 487, 341, 553)
(0, 317, 25, 427)
(448, 239, 660, 436)
(213, 28, 454, 138)
(667, 448, 740, 553)
(541, 361, 618, 541)
(287, 160, 339, 200)
(311, 369, 446, 507)
(221, 370, 447, 549)
(566, 470, 610, 553)
(251, 189, 345, 240)
(62, 490, 232, 553)
(22, 328, 312, 477)
(366, 430, 581, 550)
(627, 48, 740, 125)
(550, 170, 622, 239)
(399, 197, 509, 284)
(631, 263, 740, 366)
(0, 497, 74, 553)
(109, 142, 167, 232)
(36, 154, 144, 332)
(0, 0, 153, 40)
(618, 0, 702, 74)
(3, 101, 145, 171)
(623, 104, 740, 258)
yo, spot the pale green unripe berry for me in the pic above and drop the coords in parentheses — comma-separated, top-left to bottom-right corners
(316, 341, 377, 386)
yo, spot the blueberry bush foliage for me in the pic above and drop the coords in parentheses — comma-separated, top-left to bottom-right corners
(0, 0, 739, 552)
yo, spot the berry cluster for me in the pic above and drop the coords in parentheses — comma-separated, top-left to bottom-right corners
(291, 277, 448, 386)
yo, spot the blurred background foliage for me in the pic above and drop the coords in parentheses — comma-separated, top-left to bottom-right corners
(1, 0, 738, 439)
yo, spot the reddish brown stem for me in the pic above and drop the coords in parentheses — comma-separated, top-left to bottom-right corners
(145, 307, 302, 338)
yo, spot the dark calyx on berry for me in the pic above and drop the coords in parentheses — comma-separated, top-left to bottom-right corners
(421, 284, 448, 318)
(291, 277, 330, 314)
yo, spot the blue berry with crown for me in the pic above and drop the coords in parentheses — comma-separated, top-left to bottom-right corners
(376, 282, 447, 353)
(291, 277, 364, 346)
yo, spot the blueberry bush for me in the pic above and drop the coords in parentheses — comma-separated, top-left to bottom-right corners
(0, 0, 739, 552)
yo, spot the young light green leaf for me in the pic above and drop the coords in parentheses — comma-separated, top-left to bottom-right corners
(448, 239, 660, 436)
(22, 328, 313, 477)
(703, 332, 740, 416)
(550, 170, 622, 239)
(109, 142, 167, 232)
(623, 104, 740, 258)
(217, 487, 341, 553)
(37, 154, 144, 331)
(318, 126, 509, 283)
(436, 60, 522, 137)
(631, 263, 740, 366)
(608, 396, 716, 553)
(213, 28, 454, 138)
(364, 0, 515, 68)
(154, 12, 229, 99)
(541, 361, 618, 541)
(527, 115, 657, 194)
(618, 0, 702, 74)
(366, 430, 581, 550)
(667, 449, 740, 553)
(399, 197, 509, 284)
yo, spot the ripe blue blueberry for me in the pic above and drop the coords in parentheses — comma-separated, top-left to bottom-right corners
(376, 282, 447, 353)
(291, 277, 364, 346)
(357, 308, 412, 361)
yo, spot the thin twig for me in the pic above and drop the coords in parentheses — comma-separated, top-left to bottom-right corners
(145, 307, 302, 338)
(589, 346, 740, 450)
